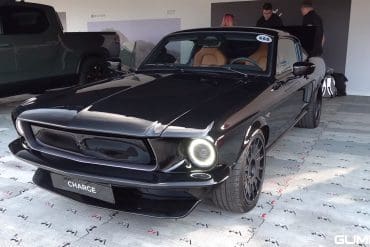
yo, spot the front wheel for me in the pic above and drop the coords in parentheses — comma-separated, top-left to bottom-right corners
(212, 129, 266, 213)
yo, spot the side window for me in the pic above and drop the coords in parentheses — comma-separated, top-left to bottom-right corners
(150, 40, 195, 65)
(301, 46, 308, 62)
(0, 6, 49, 35)
(276, 39, 299, 74)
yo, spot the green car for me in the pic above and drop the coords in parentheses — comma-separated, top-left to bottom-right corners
(0, 1, 121, 96)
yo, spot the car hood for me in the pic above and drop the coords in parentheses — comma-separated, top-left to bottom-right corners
(17, 73, 256, 137)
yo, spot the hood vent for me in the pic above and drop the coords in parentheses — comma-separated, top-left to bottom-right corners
(30, 125, 155, 169)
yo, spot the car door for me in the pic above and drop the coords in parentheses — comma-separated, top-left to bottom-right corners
(0, 11, 17, 86)
(268, 38, 307, 140)
(1, 5, 61, 84)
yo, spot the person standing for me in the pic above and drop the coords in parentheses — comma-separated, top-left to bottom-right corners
(301, 0, 325, 57)
(301, 0, 326, 85)
(256, 2, 283, 28)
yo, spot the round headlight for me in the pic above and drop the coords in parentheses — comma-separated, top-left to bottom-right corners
(187, 139, 216, 169)
(15, 118, 25, 136)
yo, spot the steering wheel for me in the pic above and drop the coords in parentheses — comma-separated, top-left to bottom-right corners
(230, 57, 261, 70)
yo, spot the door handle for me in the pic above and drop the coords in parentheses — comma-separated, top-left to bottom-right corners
(0, 44, 11, 48)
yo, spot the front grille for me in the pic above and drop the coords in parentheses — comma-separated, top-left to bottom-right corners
(30, 125, 154, 167)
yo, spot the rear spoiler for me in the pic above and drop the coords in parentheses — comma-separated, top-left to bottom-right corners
(279, 26, 318, 56)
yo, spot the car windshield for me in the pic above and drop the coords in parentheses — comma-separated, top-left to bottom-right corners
(140, 32, 274, 75)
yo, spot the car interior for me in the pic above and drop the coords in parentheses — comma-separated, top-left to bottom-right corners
(246, 43, 268, 70)
(191, 36, 269, 70)
(151, 38, 270, 72)
(193, 47, 227, 67)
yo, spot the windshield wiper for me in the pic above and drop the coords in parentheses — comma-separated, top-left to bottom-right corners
(144, 63, 175, 67)
(142, 63, 182, 69)
(139, 63, 186, 72)
(140, 64, 250, 78)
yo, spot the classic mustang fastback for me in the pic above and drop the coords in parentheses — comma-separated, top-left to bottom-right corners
(9, 27, 324, 218)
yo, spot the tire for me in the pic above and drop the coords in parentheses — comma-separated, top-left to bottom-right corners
(78, 57, 108, 85)
(297, 87, 322, 129)
(212, 129, 266, 213)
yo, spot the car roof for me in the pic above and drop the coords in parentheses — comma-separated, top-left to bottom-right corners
(172, 26, 290, 37)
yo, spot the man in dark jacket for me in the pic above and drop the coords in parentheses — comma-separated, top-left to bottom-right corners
(301, 0, 324, 56)
(256, 2, 283, 28)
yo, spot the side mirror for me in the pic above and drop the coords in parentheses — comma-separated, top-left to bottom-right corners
(293, 62, 315, 77)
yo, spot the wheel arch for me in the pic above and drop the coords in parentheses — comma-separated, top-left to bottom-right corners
(211, 116, 268, 213)
(219, 116, 269, 164)
(247, 117, 270, 146)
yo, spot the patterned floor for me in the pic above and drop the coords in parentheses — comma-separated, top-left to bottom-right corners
(0, 95, 369, 247)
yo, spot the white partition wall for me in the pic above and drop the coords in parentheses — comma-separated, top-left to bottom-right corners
(346, 0, 370, 96)
(34, 0, 370, 96)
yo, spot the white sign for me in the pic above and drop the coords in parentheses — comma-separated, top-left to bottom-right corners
(257, 34, 272, 43)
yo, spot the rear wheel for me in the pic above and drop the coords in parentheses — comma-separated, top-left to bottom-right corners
(78, 57, 108, 85)
(297, 87, 322, 129)
(212, 130, 266, 213)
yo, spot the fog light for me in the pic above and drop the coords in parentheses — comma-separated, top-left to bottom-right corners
(187, 139, 216, 169)
(15, 119, 25, 137)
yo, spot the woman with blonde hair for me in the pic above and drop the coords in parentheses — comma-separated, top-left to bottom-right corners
(221, 13, 235, 27)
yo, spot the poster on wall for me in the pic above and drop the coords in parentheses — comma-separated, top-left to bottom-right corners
(88, 18, 181, 69)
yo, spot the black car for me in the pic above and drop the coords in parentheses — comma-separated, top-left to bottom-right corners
(9, 27, 323, 218)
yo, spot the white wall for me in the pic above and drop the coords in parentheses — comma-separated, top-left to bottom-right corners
(35, 0, 247, 31)
(345, 0, 370, 96)
(35, 0, 370, 96)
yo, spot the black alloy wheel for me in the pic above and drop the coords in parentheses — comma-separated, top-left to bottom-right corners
(79, 57, 108, 85)
(244, 136, 265, 203)
(212, 129, 266, 213)
(85, 63, 105, 82)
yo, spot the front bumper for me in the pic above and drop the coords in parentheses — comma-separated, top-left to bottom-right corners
(9, 138, 230, 218)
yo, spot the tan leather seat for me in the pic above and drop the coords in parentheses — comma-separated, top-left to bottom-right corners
(247, 44, 268, 70)
(193, 48, 227, 66)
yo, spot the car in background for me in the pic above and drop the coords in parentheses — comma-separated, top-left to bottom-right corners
(9, 27, 324, 218)
(0, 1, 121, 96)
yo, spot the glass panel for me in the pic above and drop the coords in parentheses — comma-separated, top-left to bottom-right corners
(164, 40, 195, 64)
(142, 32, 273, 74)
(276, 39, 299, 74)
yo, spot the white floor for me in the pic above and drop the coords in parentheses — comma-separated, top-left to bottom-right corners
(0, 95, 369, 247)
